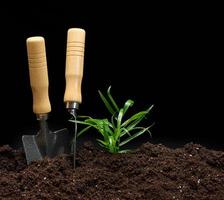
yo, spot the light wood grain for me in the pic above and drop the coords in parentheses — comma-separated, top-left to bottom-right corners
(26, 37, 51, 114)
(64, 28, 86, 103)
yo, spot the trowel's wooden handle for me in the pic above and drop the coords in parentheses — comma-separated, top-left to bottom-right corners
(26, 37, 51, 114)
(64, 28, 86, 103)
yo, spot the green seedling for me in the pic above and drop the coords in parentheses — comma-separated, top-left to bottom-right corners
(70, 86, 154, 153)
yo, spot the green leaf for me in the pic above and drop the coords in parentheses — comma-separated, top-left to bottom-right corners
(72, 120, 97, 127)
(111, 115, 116, 128)
(98, 90, 115, 115)
(146, 105, 154, 114)
(122, 105, 154, 128)
(118, 149, 132, 153)
(117, 108, 124, 129)
(114, 108, 124, 140)
(102, 120, 114, 136)
(132, 126, 152, 136)
(97, 139, 108, 146)
(125, 117, 146, 131)
(77, 126, 92, 137)
(108, 136, 114, 146)
(77, 115, 92, 119)
(74, 119, 107, 139)
(123, 99, 134, 115)
(91, 119, 110, 138)
(70, 115, 91, 122)
(97, 139, 109, 149)
(120, 127, 131, 137)
(108, 136, 116, 153)
(107, 86, 119, 112)
(85, 118, 113, 128)
(119, 126, 152, 147)
(121, 111, 147, 128)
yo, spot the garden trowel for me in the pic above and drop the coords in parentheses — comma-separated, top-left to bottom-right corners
(22, 37, 72, 164)
(64, 28, 86, 167)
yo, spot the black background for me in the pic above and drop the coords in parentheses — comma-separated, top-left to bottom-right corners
(0, 3, 223, 149)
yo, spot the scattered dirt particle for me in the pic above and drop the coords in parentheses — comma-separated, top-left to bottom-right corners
(0, 142, 224, 199)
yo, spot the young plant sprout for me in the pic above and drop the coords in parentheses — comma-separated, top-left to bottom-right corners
(70, 86, 154, 153)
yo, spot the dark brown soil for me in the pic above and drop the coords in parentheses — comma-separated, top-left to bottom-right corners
(0, 142, 224, 200)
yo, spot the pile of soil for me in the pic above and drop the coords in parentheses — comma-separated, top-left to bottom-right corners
(1, 141, 224, 200)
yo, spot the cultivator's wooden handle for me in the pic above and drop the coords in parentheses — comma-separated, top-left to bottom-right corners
(26, 37, 51, 114)
(64, 28, 86, 104)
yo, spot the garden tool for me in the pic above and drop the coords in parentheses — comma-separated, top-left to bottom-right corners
(22, 37, 72, 164)
(64, 28, 86, 167)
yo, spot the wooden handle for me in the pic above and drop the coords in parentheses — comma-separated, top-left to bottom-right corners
(26, 37, 51, 114)
(64, 28, 86, 103)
